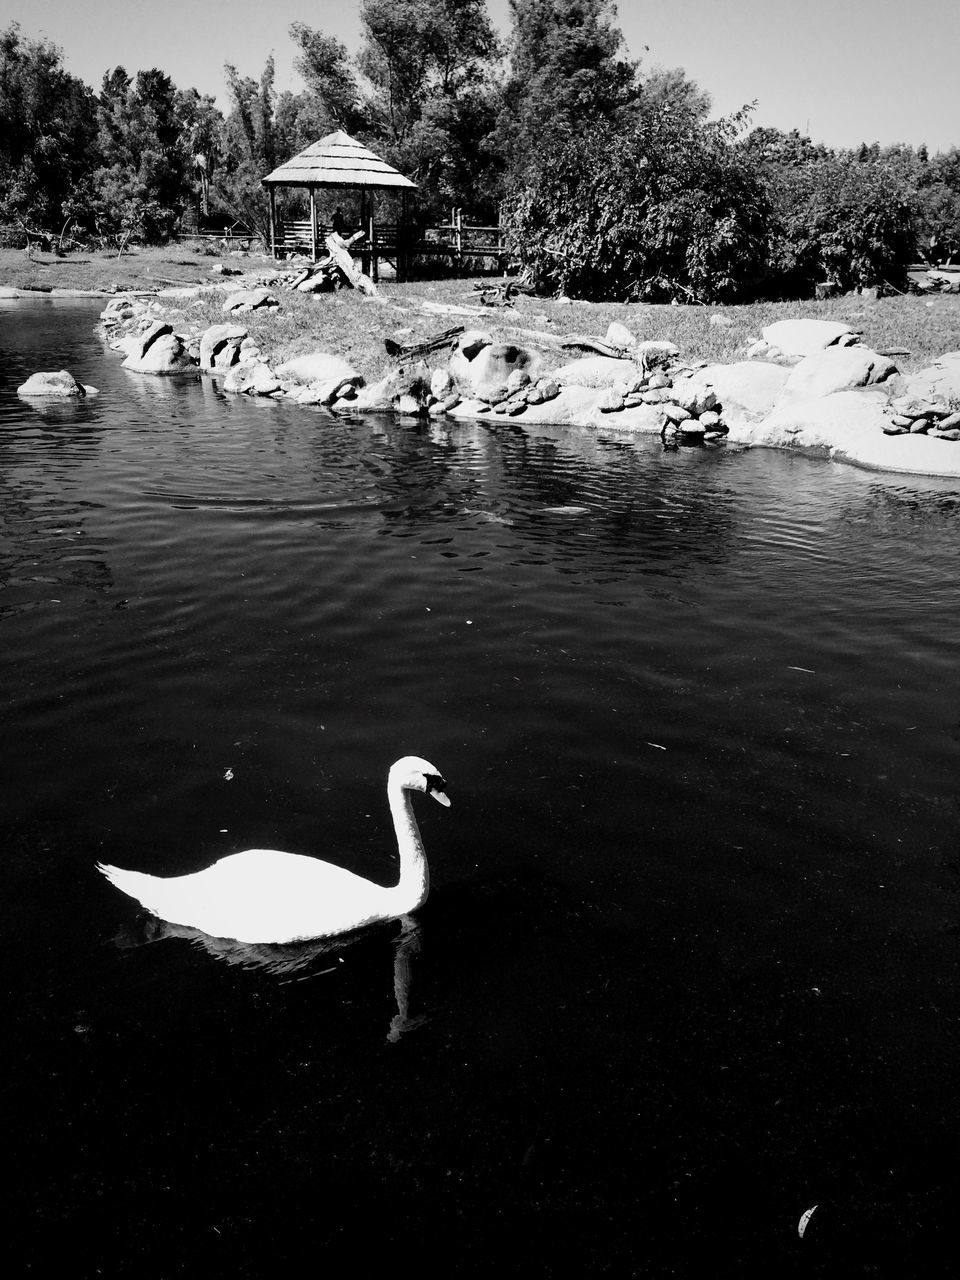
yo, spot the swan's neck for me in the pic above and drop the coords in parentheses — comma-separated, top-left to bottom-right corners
(388, 778, 430, 912)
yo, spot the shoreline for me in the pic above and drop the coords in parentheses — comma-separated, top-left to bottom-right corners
(8, 268, 960, 482)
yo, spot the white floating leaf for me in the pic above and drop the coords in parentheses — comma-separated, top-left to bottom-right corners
(798, 1204, 818, 1238)
(224, 768, 234, 781)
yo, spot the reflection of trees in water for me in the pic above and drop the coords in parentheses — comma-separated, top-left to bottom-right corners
(839, 478, 960, 527)
(0, 416, 112, 617)
(361, 416, 736, 576)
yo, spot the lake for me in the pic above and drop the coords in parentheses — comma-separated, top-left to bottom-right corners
(2, 299, 960, 1275)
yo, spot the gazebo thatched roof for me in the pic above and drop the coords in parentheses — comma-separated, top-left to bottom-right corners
(261, 130, 417, 191)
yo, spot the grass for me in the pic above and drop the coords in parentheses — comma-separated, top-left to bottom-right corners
(190, 277, 960, 382)
(0, 243, 232, 293)
(3, 244, 959, 379)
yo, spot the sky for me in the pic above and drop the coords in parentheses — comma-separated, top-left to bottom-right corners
(3, 0, 958, 155)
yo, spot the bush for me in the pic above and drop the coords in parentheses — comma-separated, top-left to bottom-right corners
(760, 153, 917, 295)
(503, 107, 770, 303)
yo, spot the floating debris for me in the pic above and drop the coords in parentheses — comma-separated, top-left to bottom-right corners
(798, 1204, 819, 1238)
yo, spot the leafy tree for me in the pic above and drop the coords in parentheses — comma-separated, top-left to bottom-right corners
(761, 152, 916, 294)
(638, 65, 711, 120)
(215, 57, 285, 241)
(740, 126, 831, 167)
(496, 0, 639, 186)
(85, 66, 192, 243)
(289, 4, 503, 221)
(176, 88, 224, 221)
(289, 23, 367, 135)
(0, 23, 98, 235)
(504, 105, 770, 302)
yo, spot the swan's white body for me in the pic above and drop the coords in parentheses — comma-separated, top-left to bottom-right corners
(97, 756, 449, 944)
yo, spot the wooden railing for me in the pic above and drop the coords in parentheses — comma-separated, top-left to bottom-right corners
(272, 209, 509, 277)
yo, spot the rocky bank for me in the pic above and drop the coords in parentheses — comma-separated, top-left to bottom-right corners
(14, 278, 960, 480)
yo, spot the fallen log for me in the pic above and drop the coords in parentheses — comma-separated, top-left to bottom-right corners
(560, 334, 631, 359)
(384, 325, 464, 358)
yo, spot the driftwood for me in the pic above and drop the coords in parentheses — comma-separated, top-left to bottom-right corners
(560, 334, 631, 359)
(384, 325, 464, 359)
(283, 231, 378, 296)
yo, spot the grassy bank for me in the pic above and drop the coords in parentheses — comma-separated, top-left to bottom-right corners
(4, 244, 959, 379)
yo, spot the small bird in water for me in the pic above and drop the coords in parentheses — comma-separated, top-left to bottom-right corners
(97, 756, 450, 944)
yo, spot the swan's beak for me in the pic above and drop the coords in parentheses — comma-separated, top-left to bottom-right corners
(428, 785, 451, 807)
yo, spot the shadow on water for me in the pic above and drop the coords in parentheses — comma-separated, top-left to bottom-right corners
(110, 910, 427, 1041)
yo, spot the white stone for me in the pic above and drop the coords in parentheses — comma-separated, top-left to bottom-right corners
(683, 361, 793, 428)
(430, 368, 455, 398)
(782, 347, 898, 400)
(605, 321, 635, 349)
(636, 340, 680, 369)
(122, 330, 196, 375)
(760, 318, 857, 358)
(277, 353, 360, 388)
(199, 323, 248, 370)
(449, 342, 542, 402)
(670, 377, 718, 416)
(17, 369, 96, 397)
(550, 356, 642, 389)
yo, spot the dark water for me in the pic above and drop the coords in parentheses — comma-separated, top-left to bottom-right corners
(2, 301, 960, 1276)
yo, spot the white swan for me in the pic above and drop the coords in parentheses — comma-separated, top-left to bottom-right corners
(97, 756, 450, 945)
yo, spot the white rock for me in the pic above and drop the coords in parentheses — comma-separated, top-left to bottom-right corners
(636, 340, 680, 369)
(683, 362, 793, 428)
(430, 368, 455, 398)
(550, 356, 642, 389)
(760, 318, 857, 358)
(671, 377, 718, 416)
(277, 353, 360, 388)
(605, 321, 635, 348)
(898, 351, 960, 410)
(449, 342, 542, 402)
(199, 323, 248, 370)
(17, 369, 96, 397)
(782, 347, 897, 400)
(122, 329, 196, 375)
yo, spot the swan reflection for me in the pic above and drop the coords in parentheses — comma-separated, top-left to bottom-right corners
(110, 913, 427, 1041)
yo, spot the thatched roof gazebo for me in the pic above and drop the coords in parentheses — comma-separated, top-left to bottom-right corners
(261, 130, 417, 271)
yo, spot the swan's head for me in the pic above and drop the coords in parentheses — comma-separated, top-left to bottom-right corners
(390, 756, 451, 807)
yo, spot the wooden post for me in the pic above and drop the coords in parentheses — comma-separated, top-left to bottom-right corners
(455, 207, 463, 264)
(399, 191, 409, 283)
(369, 191, 378, 284)
(309, 187, 318, 262)
(268, 186, 277, 258)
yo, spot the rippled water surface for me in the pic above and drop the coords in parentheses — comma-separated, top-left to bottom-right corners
(2, 301, 960, 1275)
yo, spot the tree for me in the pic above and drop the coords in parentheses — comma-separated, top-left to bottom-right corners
(84, 67, 192, 244)
(288, 4, 503, 221)
(638, 65, 711, 121)
(496, 0, 639, 186)
(289, 23, 366, 135)
(504, 104, 770, 302)
(0, 23, 98, 235)
(177, 88, 225, 221)
(761, 152, 916, 294)
(216, 57, 284, 241)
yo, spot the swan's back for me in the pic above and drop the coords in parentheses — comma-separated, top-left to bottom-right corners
(97, 849, 394, 944)
(97, 755, 449, 944)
